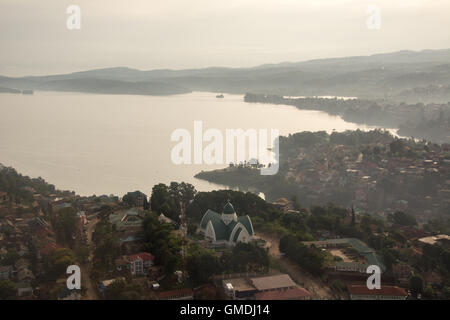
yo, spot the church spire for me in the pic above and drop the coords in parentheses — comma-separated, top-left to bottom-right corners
(221, 200, 237, 224)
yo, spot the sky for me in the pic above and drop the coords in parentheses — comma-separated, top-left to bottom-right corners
(1, 0, 449, 76)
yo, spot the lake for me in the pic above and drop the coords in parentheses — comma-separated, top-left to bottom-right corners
(0, 91, 394, 196)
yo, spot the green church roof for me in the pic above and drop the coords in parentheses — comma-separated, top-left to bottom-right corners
(200, 203, 254, 243)
(237, 215, 254, 236)
(232, 227, 242, 242)
(223, 201, 236, 214)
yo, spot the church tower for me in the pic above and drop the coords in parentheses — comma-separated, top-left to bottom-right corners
(221, 201, 238, 225)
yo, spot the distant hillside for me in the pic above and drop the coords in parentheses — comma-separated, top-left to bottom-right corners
(0, 86, 21, 94)
(1, 49, 450, 99)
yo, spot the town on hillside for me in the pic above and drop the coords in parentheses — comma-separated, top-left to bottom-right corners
(1, 159, 449, 300)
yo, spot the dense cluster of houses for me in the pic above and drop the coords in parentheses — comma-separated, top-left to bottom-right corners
(284, 141, 450, 221)
(0, 189, 62, 298)
(1, 165, 448, 300)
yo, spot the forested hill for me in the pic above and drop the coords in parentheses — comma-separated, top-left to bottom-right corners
(0, 164, 57, 204)
(244, 93, 450, 144)
(1, 49, 450, 101)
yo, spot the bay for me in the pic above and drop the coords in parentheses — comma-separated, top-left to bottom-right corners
(0, 91, 395, 196)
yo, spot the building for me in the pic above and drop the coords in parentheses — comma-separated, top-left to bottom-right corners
(418, 234, 450, 245)
(158, 213, 177, 226)
(99, 277, 125, 297)
(115, 252, 155, 276)
(0, 191, 9, 204)
(199, 201, 254, 246)
(222, 273, 301, 300)
(157, 288, 194, 300)
(109, 208, 143, 231)
(0, 265, 13, 280)
(272, 198, 291, 212)
(16, 282, 33, 297)
(223, 277, 258, 299)
(334, 262, 369, 273)
(250, 274, 297, 292)
(17, 268, 35, 282)
(254, 287, 312, 300)
(348, 285, 408, 300)
(392, 263, 412, 286)
(303, 238, 385, 271)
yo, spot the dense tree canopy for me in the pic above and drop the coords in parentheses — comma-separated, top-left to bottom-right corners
(93, 218, 120, 272)
(53, 207, 78, 247)
(150, 183, 180, 222)
(388, 211, 417, 227)
(0, 280, 16, 300)
(141, 212, 181, 275)
(122, 190, 148, 208)
(0, 166, 56, 203)
(46, 248, 77, 279)
(279, 235, 328, 276)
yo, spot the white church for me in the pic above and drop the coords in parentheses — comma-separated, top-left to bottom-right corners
(199, 201, 255, 246)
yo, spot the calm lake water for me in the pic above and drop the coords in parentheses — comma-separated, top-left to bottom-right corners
(0, 91, 394, 196)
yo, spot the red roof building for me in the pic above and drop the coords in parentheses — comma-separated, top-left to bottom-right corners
(348, 285, 408, 300)
(254, 287, 312, 300)
(116, 252, 155, 276)
(128, 252, 155, 262)
(157, 288, 193, 300)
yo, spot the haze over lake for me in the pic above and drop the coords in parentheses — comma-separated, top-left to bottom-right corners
(0, 91, 394, 196)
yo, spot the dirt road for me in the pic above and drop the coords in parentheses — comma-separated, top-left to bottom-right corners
(81, 218, 99, 300)
(259, 232, 339, 299)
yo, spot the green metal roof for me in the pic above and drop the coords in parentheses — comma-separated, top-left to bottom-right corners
(238, 216, 254, 236)
(314, 238, 385, 271)
(232, 227, 242, 242)
(200, 209, 229, 241)
(223, 201, 236, 214)
(200, 205, 253, 243)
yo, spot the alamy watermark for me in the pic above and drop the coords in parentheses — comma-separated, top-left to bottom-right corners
(66, 265, 81, 290)
(171, 121, 279, 175)
(366, 265, 381, 289)
(366, 5, 381, 30)
(66, 5, 81, 30)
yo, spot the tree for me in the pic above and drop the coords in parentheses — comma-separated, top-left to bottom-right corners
(279, 235, 326, 276)
(143, 197, 150, 210)
(0, 280, 16, 300)
(0, 250, 20, 266)
(409, 274, 424, 298)
(381, 248, 397, 273)
(389, 139, 405, 155)
(122, 190, 147, 208)
(186, 246, 220, 285)
(229, 242, 270, 273)
(105, 279, 142, 300)
(423, 284, 435, 299)
(195, 286, 218, 300)
(389, 211, 417, 227)
(105, 279, 125, 300)
(291, 195, 301, 211)
(92, 217, 120, 271)
(151, 184, 179, 222)
(141, 212, 181, 275)
(169, 182, 197, 204)
(53, 207, 78, 246)
(350, 206, 356, 227)
(98, 204, 114, 218)
(94, 235, 120, 271)
(48, 248, 76, 278)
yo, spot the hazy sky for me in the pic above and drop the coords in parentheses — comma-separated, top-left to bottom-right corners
(1, 0, 449, 76)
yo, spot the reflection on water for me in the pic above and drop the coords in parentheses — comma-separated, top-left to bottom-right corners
(0, 91, 394, 196)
